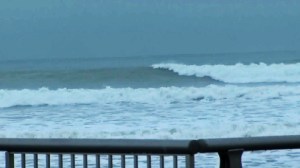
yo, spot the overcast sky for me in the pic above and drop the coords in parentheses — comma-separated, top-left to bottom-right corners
(0, 0, 299, 60)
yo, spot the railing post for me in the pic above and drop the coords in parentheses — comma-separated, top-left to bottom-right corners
(185, 154, 195, 168)
(59, 154, 63, 168)
(34, 154, 38, 168)
(21, 153, 26, 168)
(5, 152, 14, 168)
(46, 154, 51, 168)
(218, 149, 243, 168)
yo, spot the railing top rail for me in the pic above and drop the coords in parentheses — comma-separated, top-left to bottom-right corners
(0, 138, 199, 154)
(1, 135, 300, 155)
(198, 135, 300, 152)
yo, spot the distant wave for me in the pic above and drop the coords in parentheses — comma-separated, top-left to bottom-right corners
(0, 67, 220, 89)
(1, 85, 300, 108)
(152, 63, 300, 83)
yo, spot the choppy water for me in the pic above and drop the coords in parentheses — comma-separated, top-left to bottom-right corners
(0, 52, 300, 167)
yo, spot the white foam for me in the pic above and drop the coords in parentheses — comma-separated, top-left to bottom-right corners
(1, 85, 300, 108)
(152, 63, 300, 83)
(0, 118, 298, 139)
(1, 85, 300, 168)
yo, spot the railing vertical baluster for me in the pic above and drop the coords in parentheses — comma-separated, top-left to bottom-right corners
(83, 154, 88, 168)
(173, 155, 178, 168)
(46, 154, 50, 168)
(108, 155, 113, 168)
(218, 149, 243, 168)
(96, 154, 100, 168)
(147, 155, 151, 168)
(5, 152, 14, 168)
(121, 155, 125, 168)
(71, 154, 75, 168)
(58, 154, 63, 168)
(160, 155, 164, 168)
(34, 154, 38, 168)
(185, 154, 194, 168)
(134, 155, 138, 168)
(21, 153, 26, 168)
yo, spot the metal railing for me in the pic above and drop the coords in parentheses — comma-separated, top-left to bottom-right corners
(0, 139, 198, 168)
(198, 135, 300, 168)
(0, 135, 300, 168)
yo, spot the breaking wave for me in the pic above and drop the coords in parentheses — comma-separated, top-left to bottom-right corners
(1, 85, 300, 108)
(152, 63, 300, 83)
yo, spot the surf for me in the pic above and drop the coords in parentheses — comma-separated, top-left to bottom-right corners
(152, 62, 300, 83)
(1, 85, 300, 108)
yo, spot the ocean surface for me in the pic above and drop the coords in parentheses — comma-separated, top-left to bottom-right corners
(1, 51, 300, 167)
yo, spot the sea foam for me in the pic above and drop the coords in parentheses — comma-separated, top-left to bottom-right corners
(1, 85, 300, 108)
(152, 63, 300, 83)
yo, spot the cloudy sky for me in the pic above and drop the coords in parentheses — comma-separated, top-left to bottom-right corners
(0, 0, 299, 60)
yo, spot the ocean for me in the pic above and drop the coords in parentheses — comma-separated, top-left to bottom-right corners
(1, 51, 300, 167)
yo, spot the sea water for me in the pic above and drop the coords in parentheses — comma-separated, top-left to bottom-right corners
(0, 52, 300, 167)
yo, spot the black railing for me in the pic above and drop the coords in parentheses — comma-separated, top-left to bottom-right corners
(0, 139, 198, 168)
(0, 135, 299, 168)
(198, 135, 300, 168)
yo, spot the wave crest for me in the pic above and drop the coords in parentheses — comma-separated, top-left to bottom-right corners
(152, 63, 300, 83)
(1, 85, 300, 108)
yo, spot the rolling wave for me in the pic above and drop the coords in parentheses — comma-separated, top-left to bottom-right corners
(0, 67, 218, 89)
(152, 63, 300, 83)
(1, 85, 300, 108)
